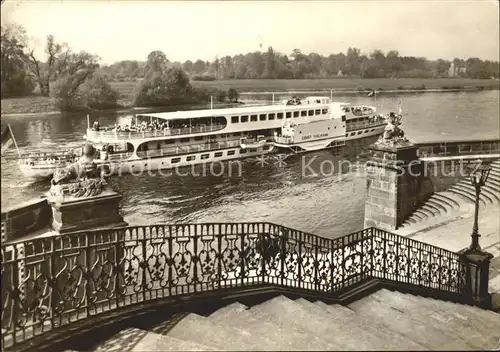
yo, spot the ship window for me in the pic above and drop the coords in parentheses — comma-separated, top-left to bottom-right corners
(233, 132, 241, 137)
(286, 112, 292, 118)
(371, 129, 375, 132)
(293, 111, 299, 118)
(240, 149, 248, 154)
(270, 113, 276, 120)
(259, 114, 266, 121)
(180, 138, 190, 143)
(241, 115, 249, 123)
(315, 109, 321, 115)
(220, 134, 227, 138)
(341, 116, 346, 122)
(201, 154, 209, 159)
(322, 109, 328, 114)
(214, 152, 223, 157)
(172, 157, 181, 163)
(364, 130, 369, 133)
(231, 116, 239, 123)
(308, 110, 314, 116)
(165, 139, 176, 144)
(251, 114, 258, 122)
(249, 148, 257, 153)
(357, 131, 363, 135)
(301, 110, 307, 117)
(351, 133, 356, 136)
(263, 145, 270, 151)
(194, 136, 204, 141)
(227, 150, 236, 156)
(186, 155, 196, 161)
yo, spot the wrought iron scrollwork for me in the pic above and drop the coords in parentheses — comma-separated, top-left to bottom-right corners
(1, 224, 468, 350)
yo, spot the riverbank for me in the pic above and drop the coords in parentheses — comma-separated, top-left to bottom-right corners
(2, 77, 499, 115)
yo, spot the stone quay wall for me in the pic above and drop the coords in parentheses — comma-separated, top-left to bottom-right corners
(416, 138, 500, 158)
(1, 198, 52, 243)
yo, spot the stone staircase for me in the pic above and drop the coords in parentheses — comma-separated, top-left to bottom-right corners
(84, 288, 500, 351)
(401, 159, 500, 229)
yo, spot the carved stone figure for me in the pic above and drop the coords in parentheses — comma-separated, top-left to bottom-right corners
(50, 144, 107, 198)
(375, 112, 411, 147)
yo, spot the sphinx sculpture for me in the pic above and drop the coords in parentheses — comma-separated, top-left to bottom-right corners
(50, 144, 108, 198)
(375, 112, 411, 147)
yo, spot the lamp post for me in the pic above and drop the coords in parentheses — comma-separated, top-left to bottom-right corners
(468, 162, 492, 251)
(460, 161, 493, 308)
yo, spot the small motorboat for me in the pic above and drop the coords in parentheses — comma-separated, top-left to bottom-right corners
(18, 150, 80, 179)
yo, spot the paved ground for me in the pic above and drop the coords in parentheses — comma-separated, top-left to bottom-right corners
(396, 203, 500, 310)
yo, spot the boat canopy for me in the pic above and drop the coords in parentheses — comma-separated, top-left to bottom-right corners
(137, 102, 333, 122)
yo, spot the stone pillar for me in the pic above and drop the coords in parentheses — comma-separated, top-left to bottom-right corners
(364, 143, 433, 230)
(459, 247, 494, 309)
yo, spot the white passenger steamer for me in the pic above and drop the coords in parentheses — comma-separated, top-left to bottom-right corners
(19, 97, 388, 178)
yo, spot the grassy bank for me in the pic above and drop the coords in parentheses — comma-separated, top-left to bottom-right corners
(190, 77, 500, 92)
(1, 95, 59, 115)
(2, 78, 499, 115)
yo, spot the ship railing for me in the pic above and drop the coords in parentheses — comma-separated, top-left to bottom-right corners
(346, 120, 386, 132)
(136, 140, 242, 158)
(274, 136, 294, 144)
(86, 124, 226, 141)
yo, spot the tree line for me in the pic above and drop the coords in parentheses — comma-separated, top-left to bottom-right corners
(2, 22, 499, 112)
(1, 23, 239, 111)
(101, 47, 500, 82)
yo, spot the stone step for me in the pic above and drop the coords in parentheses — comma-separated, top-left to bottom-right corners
(164, 312, 277, 350)
(490, 166, 500, 174)
(448, 187, 485, 205)
(433, 192, 462, 210)
(421, 202, 442, 215)
(347, 294, 472, 349)
(313, 301, 426, 350)
(91, 327, 216, 352)
(371, 289, 490, 349)
(453, 183, 493, 203)
(132, 330, 216, 351)
(249, 295, 367, 350)
(413, 210, 431, 220)
(456, 181, 498, 202)
(391, 291, 500, 348)
(209, 302, 334, 350)
(410, 211, 425, 221)
(426, 198, 449, 213)
(404, 294, 500, 338)
(423, 295, 500, 329)
(295, 298, 418, 350)
(486, 177, 500, 188)
(418, 204, 439, 218)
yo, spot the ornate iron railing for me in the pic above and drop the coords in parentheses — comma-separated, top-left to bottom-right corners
(1, 224, 467, 350)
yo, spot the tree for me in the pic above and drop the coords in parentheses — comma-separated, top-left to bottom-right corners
(133, 67, 193, 107)
(0, 24, 34, 98)
(227, 88, 239, 103)
(25, 35, 100, 96)
(78, 73, 120, 110)
(144, 50, 168, 77)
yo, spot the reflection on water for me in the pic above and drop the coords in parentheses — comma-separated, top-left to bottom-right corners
(1, 91, 499, 238)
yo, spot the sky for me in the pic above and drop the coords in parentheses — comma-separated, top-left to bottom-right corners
(1, 0, 499, 65)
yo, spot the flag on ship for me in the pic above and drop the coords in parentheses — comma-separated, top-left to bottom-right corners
(1, 124, 20, 156)
(367, 90, 376, 97)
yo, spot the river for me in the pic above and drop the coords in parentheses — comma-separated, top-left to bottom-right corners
(1, 91, 498, 239)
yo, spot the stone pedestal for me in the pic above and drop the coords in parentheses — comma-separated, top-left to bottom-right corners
(47, 186, 128, 234)
(364, 142, 433, 230)
(458, 247, 494, 309)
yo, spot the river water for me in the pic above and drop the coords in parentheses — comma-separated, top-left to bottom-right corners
(1, 91, 498, 238)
